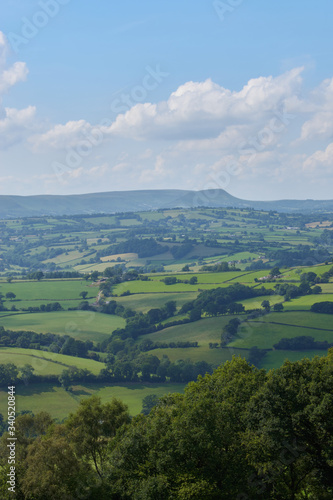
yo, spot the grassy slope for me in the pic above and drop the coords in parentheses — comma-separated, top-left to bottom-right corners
(0, 311, 125, 342)
(283, 294, 333, 310)
(260, 350, 328, 370)
(116, 292, 198, 313)
(0, 347, 105, 375)
(0, 382, 185, 420)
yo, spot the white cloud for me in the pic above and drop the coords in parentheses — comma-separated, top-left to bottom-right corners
(0, 61, 28, 94)
(0, 31, 32, 149)
(0, 106, 36, 148)
(13, 65, 333, 198)
(299, 77, 333, 141)
(109, 68, 304, 140)
(30, 120, 94, 150)
(303, 142, 333, 172)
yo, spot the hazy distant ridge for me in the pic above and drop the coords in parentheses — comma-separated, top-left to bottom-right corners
(0, 189, 333, 218)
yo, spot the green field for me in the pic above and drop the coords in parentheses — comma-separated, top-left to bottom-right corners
(112, 280, 221, 295)
(0, 311, 125, 342)
(237, 295, 283, 310)
(283, 294, 333, 310)
(0, 382, 185, 420)
(151, 346, 249, 364)
(229, 314, 333, 349)
(260, 349, 328, 370)
(143, 316, 231, 345)
(116, 291, 198, 313)
(255, 311, 333, 330)
(0, 347, 105, 375)
(0, 280, 93, 301)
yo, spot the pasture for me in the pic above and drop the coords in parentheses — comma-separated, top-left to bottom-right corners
(150, 346, 249, 365)
(0, 382, 185, 420)
(260, 349, 328, 370)
(0, 347, 105, 375)
(0, 279, 93, 302)
(0, 311, 125, 342)
(143, 316, 231, 346)
(116, 291, 198, 313)
(283, 294, 333, 310)
(229, 317, 333, 350)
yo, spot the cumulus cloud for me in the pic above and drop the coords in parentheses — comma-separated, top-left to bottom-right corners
(0, 31, 33, 149)
(30, 120, 94, 150)
(0, 106, 36, 148)
(299, 78, 333, 141)
(28, 67, 305, 152)
(303, 142, 333, 172)
(109, 68, 304, 140)
(22, 66, 333, 198)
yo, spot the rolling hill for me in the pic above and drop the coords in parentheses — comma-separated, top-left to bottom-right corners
(1, 189, 333, 218)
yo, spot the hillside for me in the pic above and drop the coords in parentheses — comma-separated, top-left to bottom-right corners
(1, 189, 333, 218)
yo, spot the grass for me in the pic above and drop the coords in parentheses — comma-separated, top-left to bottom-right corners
(255, 311, 333, 330)
(0, 382, 185, 420)
(115, 292, 198, 313)
(260, 349, 328, 370)
(0, 311, 125, 343)
(229, 316, 333, 350)
(0, 280, 92, 301)
(283, 294, 333, 310)
(43, 250, 87, 264)
(0, 347, 105, 375)
(237, 295, 283, 310)
(142, 316, 232, 346)
(100, 252, 138, 262)
(150, 346, 249, 365)
(112, 280, 221, 294)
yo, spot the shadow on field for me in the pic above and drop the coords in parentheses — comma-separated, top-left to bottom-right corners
(70, 388, 91, 396)
(17, 383, 58, 396)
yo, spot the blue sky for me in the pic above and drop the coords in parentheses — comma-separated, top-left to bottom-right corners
(1, 0, 333, 199)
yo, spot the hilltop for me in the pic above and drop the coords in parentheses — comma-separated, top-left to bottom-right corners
(1, 189, 333, 218)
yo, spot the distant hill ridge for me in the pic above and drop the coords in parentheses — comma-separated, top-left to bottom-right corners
(0, 189, 333, 218)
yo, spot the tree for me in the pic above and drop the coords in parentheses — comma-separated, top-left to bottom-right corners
(164, 300, 177, 317)
(66, 396, 130, 478)
(141, 394, 159, 415)
(273, 303, 284, 312)
(261, 300, 271, 312)
(5, 292, 16, 301)
(79, 291, 88, 299)
(189, 276, 198, 285)
(21, 427, 94, 500)
(269, 266, 280, 277)
(20, 364, 34, 383)
(189, 308, 201, 321)
(0, 363, 18, 386)
(244, 352, 333, 499)
(90, 271, 99, 281)
(107, 357, 266, 499)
